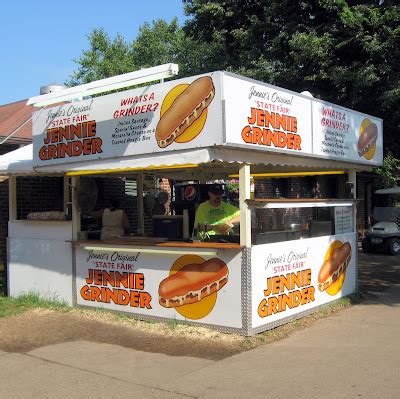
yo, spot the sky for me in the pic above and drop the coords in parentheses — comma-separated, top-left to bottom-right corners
(0, 1, 186, 105)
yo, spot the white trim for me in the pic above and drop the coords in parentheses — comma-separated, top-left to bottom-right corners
(27, 64, 179, 107)
(252, 201, 354, 209)
(71, 176, 81, 240)
(136, 172, 144, 235)
(239, 164, 251, 247)
(83, 245, 218, 256)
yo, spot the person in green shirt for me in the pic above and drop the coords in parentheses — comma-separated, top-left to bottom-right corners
(194, 184, 240, 238)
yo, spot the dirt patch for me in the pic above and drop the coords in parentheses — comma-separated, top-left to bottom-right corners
(0, 308, 244, 360)
(0, 250, 397, 359)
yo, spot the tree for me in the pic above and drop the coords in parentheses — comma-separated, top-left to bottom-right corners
(67, 28, 134, 86)
(131, 19, 206, 77)
(373, 153, 400, 187)
(68, 19, 204, 86)
(183, 0, 400, 155)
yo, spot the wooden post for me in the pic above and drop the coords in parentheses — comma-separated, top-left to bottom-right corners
(348, 169, 357, 233)
(63, 175, 70, 214)
(71, 176, 81, 240)
(9, 175, 17, 221)
(239, 164, 251, 247)
(137, 172, 144, 235)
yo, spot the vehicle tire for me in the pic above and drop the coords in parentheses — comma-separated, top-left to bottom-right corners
(386, 238, 400, 256)
(361, 237, 373, 253)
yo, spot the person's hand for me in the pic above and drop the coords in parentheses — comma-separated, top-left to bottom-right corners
(215, 222, 234, 235)
(197, 223, 206, 232)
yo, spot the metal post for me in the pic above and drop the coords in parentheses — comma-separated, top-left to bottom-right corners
(71, 176, 81, 240)
(137, 172, 144, 235)
(348, 169, 358, 291)
(348, 169, 357, 231)
(63, 175, 70, 214)
(239, 164, 251, 247)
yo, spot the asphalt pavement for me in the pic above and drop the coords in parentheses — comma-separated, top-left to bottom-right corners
(0, 250, 399, 399)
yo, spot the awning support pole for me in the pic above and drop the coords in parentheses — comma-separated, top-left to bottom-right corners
(239, 164, 251, 247)
(63, 176, 70, 214)
(9, 175, 17, 221)
(137, 172, 144, 235)
(348, 169, 357, 230)
(348, 169, 358, 291)
(71, 176, 81, 240)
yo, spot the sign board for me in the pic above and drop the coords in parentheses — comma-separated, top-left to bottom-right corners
(32, 71, 383, 168)
(32, 72, 223, 167)
(334, 206, 353, 234)
(75, 246, 242, 329)
(223, 73, 383, 165)
(251, 233, 356, 329)
(223, 74, 313, 156)
(312, 102, 383, 165)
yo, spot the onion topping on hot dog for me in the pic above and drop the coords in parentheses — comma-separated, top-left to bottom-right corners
(156, 76, 215, 148)
(158, 258, 228, 308)
(318, 242, 351, 292)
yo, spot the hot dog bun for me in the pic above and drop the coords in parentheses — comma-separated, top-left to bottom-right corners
(158, 258, 228, 308)
(156, 76, 215, 148)
(318, 242, 351, 292)
(357, 122, 378, 157)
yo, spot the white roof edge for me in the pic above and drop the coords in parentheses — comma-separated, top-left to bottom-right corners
(0, 144, 372, 176)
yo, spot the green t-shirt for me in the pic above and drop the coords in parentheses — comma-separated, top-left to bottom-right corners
(194, 201, 240, 236)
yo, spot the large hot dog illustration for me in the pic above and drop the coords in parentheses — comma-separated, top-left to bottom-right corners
(357, 119, 378, 160)
(158, 258, 228, 308)
(155, 76, 215, 148)
(318, 241, 351, 294)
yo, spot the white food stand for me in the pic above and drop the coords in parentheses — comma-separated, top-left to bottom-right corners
(0, 70, 383, 335)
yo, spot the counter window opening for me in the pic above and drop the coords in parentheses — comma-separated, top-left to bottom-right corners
(249, 174, 355, 245)
(250, 204, 354, 245)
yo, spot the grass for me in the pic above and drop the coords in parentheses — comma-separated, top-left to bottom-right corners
(0, 292, 68, 318)
(0, 290, 365, 350)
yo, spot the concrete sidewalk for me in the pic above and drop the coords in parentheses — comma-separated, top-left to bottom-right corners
(1, 284, 400, 398)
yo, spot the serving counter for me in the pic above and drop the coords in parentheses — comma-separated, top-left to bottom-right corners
(71, 237, 245, 331)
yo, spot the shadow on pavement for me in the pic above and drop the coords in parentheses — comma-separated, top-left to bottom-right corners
(357, 247, 400, 306)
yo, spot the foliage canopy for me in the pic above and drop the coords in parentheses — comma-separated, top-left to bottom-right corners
(69, 1, 400, 157)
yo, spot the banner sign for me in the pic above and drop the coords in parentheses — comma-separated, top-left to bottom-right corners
(312, 102, 383, 165)
(32, 72, 223, 167)
(223, 73, 383, 165)
(75, 246, 242, 328)
(251, 233, 356, 329)
(32, 71, 383, 167)
(223, 74, 313, 156)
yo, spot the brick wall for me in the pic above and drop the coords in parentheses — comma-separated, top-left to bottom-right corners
(16, 176, 64, 219)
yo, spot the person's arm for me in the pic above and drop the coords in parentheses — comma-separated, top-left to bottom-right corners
(213, 204, 240, 234)
(89, 209, 103, 218)
(193, 203, 206, 237)
(226, 214, 240, 225)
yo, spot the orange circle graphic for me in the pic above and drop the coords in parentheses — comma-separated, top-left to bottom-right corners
(168, 255, 218, 320)
(322, 240, 347, 296)
(160, 84, 208, 144)
(359, 118, 377, 160)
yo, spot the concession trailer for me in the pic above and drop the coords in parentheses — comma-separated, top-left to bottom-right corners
(0, 65, 383, 335)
